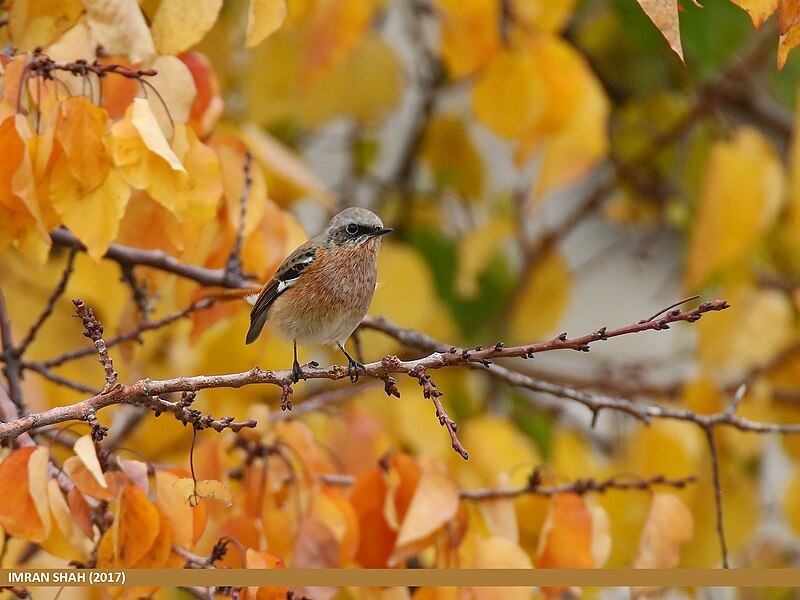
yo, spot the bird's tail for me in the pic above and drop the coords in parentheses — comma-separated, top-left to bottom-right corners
(196, 286, 262, 302)
(246, 312, 268, 345)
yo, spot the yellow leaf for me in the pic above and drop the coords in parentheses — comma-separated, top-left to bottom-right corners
(390, 458, 460, 565)
(512, 0, 575, 33)
(240, 122, 335, 207)
(129, 97, 186, 172)
(302, 0, 374, 78)
(301, 34, 402, 126)
(419, 115, 485, 200)
(509, 250, 571, 343)
(528, 63, 609, 198)
(110, 98, 188, 213)
(730, 0, 779, 28)
(456, 415, 541, 489)
(55, 97, 110, 191)
(697, 286, 794, 377)
(784, 466, 800, 537)
(8, 0, 83, 50)
(633, 493, 694, 575)
(82, 0, 155, 62)
(635, 0, 684, 61)
(455, 217, 514, 298)
(151, 0, 223, 55)
(477, 473, 519, 543)
(686, 127, 783, 289)
(50, 164, 131, 262)
(472, 48, 546, 139)
(73, 435, 108, 491)
(468, 536, 532, 600)
(147, 55, 198, 133)
(435, 0, 500, 78)
(247, 0, 288, 47)
(172, 477, 233, 506)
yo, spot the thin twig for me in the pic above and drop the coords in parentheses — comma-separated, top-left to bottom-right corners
(0, 286, 23, 411)
(704, 424, 730, 568)
(225, 150, 252, 285)
(17, 247, 78, 354)
(72, 299, 118, 392)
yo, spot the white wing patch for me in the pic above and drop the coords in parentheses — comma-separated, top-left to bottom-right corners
(277, 278, 299, 294)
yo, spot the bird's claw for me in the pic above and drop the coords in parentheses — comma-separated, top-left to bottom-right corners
(291, 359, 307, 384)
(347, 358, 366, 383)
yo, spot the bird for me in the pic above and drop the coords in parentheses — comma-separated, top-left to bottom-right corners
(245, 207, 392, 383)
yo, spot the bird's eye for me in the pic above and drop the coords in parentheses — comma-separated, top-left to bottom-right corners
(346, 223, 359, 235)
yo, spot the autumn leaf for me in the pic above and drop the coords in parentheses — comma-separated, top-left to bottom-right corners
(96, 485, 161, 568)
(633, 493, 693, 593)
(686, 127, 783, 289)
(82, 0, 155, 62)
(730, 0, 779, 28)
(151, 0, 223, 55)
(247, 0, 289, 48)
(420, 115, 485, 200)
(0, 447, 51, 542)
(73, 434, 107, 491)
(635, 0, 684, 61)
(509, 250, 571, 343)
(8, 0, 83, 51)
(435, 0, 500, 79)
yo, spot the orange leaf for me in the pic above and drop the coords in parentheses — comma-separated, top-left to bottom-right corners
(778, 0, 800, 33)
(0, 447, 51, 542)
(96, 485, 161, 568)
(435, 0, 500, 79)
(244, 549, 287, 600)
(67, 488, 97, 540)
(217, 516, 263, 568)
(536, 493, 594, 597)
(55, 97, 110, 191)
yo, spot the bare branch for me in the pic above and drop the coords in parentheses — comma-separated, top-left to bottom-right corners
(72, 299, 118, 392)
(0, 286, 23, 411)
(17, 247, 78, 354)
(225, 150, 252, 285)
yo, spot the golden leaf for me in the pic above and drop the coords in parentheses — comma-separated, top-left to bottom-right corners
(633, 493, 694, 573)
(686, 127, 783, 289)
(151, 0, 223, 55)
(73, 435, 107, 491)
(247, 0, 288, 47)
(8, 0, 83, 51)
(435, 0, 500, 79)
(730, 0, 779, 28)
(82, 0, 155, 62)
(472, 48, 546, 139)
(419, 115, 485, 200)
(509, 249, 571, 343)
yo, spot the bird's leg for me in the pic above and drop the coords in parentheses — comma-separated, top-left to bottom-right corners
(291, 340, 307, 384)
(337, 342, 365, 383)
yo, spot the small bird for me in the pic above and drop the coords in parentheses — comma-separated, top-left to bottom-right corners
(246, 207, 392, 383)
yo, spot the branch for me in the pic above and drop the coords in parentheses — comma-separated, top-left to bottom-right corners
(72, 299, 118, 392)
(50, 228, 250, 288)
(0, 286, 23, 411)
(0, 299, 733, 443)
(224, 150, 252, 285)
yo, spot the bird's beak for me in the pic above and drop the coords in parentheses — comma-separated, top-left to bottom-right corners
(373, 227, 393, 237)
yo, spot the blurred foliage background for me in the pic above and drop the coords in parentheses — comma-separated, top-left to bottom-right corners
(3, 0, 800, 597)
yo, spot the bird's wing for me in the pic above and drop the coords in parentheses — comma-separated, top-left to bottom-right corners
(245, 243, 318, 344)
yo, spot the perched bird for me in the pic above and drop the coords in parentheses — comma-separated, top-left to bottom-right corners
(245, 207, 392, 383)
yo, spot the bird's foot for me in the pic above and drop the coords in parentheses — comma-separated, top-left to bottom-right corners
(347, 357, 366, 383)
(291, 359, 307, 384)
